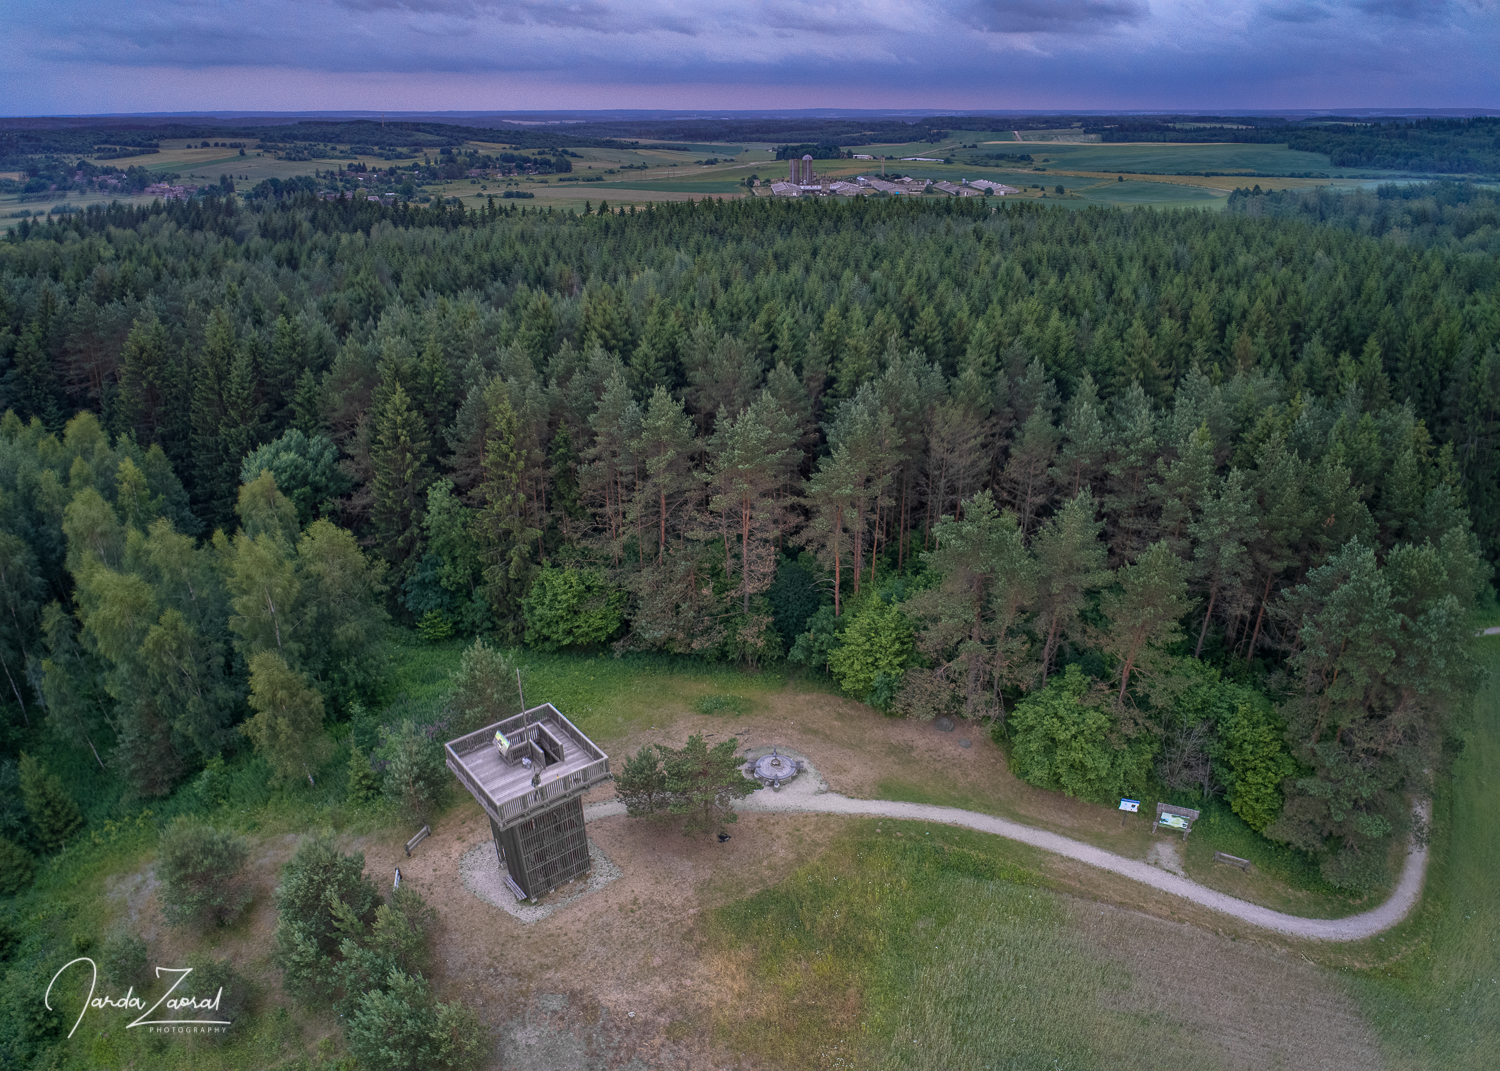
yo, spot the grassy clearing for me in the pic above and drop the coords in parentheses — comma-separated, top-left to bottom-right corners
(1338, 636, 1500, 1070)
(379, 629, 783, 747)
(873, 767, 1370, 918)
(702, 821, 1374, 1071)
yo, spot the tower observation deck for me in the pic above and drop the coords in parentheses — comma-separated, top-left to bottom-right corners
(445, 704, 611, 899)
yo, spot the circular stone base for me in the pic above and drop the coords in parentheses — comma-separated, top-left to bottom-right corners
(458, 838, 621, 924)
(752, 751, 800, 785)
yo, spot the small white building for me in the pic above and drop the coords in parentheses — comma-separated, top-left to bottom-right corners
(770, 181, 801, 197)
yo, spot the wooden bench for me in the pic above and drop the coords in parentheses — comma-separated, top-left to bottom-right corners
(1214, 851, 1252, 872)
(405, 824, 431, 856)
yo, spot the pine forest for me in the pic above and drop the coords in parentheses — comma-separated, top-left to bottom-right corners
(2, 187, 1497, 893)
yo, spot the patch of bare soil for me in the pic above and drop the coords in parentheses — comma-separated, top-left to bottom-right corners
(376, 796, 852, 1070)
(1073, 900, 1384, 1071)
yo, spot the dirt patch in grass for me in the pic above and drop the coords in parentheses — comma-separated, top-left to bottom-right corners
(366, 794, 850, 1069)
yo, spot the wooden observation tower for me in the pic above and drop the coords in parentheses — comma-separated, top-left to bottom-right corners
(445, 705, 611, 900)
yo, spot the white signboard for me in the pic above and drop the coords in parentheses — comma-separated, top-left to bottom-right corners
(1119, 798, 1140, 813)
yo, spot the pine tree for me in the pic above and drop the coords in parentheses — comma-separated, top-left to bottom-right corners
(267, 313, 306, 425)
(117, 310, 170, 444)
(370, 382, 433, 573)
(580, 369, 641, 562)
(0, 531, 44, 720)
(475, 381, 540, 637)
(999, 405, 1060, 539)
(804, 445, 859, 617)
(1096, 540, 1192, 707)
(1051, 372, 1111, 497)
(12, 319, 64, 431)
(191, 307, 239, 529)
(222, 340, 268, 475)
(18, 752, 84, 850)
(1032, 489, 1109, 683)
(708, 394, 798, 615)
(1188, 469, 1259, 657)
(1151, 422, 1217, 553)
(631, 386, 699, 567)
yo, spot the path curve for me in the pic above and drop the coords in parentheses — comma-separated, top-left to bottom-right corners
(583, 756, 1428, 942)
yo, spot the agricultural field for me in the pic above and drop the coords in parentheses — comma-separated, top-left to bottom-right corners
(3, 117, 1488, 230)
(0, 126, 1417, 227)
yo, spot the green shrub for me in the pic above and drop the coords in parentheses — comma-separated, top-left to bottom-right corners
(183, 952, 250, 1037)
(788, 604, 847, 672)
(377, 720, 446, 823)
(1005, 665, 1153, 804)
(347, 744, 382, 805)
(447, 638, 521, 735)
(416, 609, 455, 642)
(826, 599, 915, 711)
(18, 753, 84, 851)
(1214, 700, 1299, 832)
(521, 565, 625, 651)
(192, 756, 230, 809)
(273, 837, 381, 1000)
(157, 818, 252, 928)
(0, 836, 36, 894)
(431, 999, 487, 1070)
(98, 932, 150, 990)
(766, 556, 825, 647)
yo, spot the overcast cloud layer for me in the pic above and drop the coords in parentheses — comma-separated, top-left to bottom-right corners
(2, 0, 1496, 114)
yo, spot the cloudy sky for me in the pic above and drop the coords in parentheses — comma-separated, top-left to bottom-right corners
(2, 0, 1496, 115)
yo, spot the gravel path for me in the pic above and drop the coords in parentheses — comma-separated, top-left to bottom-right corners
(582, 749, 1429, 943)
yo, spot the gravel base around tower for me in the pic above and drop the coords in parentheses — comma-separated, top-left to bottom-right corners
(458, 837, 621, 923)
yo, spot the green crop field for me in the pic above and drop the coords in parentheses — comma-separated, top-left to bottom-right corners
(995, 141, 1338, 176)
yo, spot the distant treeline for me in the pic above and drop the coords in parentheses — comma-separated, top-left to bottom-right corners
(1228, 181, 1500, 254)
(0, 119, 627, 169)
(774, 143, 846, 160)
(1090, 116, 1500, 174)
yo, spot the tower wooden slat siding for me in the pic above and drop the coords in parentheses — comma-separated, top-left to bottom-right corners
(445, 704, 611, 899)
